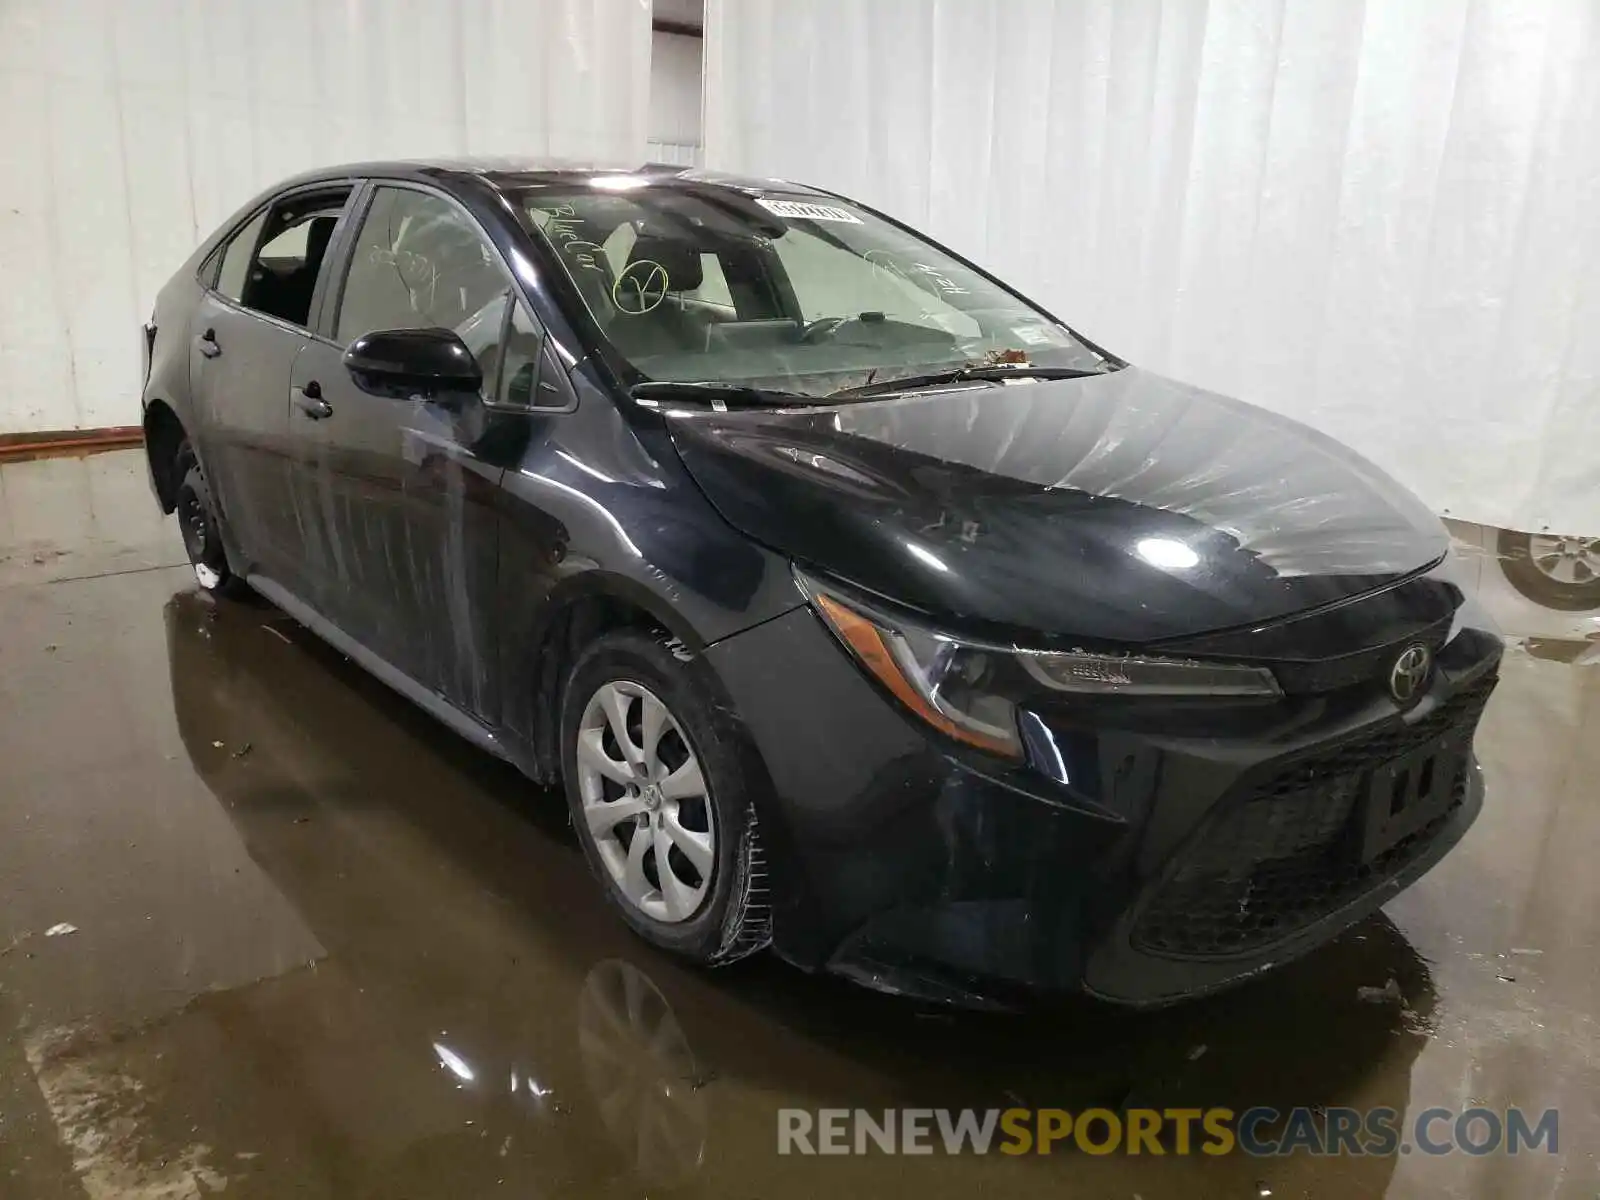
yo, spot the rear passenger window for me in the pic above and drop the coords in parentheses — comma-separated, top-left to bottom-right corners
(215, 210, 267, 302)
(215, 189, 351, 328)
(690, 253, 734, 310)
(602, 221, 636, 278)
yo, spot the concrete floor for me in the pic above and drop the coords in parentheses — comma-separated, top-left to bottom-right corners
(0, 448, 1596, 1199)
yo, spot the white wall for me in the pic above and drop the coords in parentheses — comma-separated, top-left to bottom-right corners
(648, 30, 703, 165)
(706, 0, 1600, 536)
(0, 0, 651, 436)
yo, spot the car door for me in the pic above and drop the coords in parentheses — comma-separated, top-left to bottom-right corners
(191, 186, 354, 596)
(289, 182, 527, 718)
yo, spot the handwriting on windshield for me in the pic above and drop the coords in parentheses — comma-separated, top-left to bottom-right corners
(864, 250, 969, 299)
(535, 204, 605, 274)
(909, 262, 969, 296)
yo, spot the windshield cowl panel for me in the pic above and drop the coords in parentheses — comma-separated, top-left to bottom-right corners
(514, 182, 1112, 401)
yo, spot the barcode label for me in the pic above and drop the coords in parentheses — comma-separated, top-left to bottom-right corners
(757, 199, 863, 223)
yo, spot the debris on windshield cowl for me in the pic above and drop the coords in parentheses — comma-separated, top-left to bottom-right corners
(985, 347, 1031, 366)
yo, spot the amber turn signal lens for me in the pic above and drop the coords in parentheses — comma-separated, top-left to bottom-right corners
(811, 591, 1022, 758)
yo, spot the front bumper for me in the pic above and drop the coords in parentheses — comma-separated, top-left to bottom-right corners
(705, 605, 1501, 1007)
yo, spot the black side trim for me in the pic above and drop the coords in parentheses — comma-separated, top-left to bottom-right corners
(245, 573, 512, 765)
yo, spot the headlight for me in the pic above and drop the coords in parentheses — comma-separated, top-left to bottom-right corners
(1016, 650, 1282, 696)
(797, 571, 1281, 761)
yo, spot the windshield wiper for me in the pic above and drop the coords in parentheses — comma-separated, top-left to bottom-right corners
(629, 381, 814, 409)
(829, 364, 1109, 400)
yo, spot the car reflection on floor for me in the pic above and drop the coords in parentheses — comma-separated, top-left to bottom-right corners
(150, 587, 1454, 1198)
(1447, 519, 1600, 664)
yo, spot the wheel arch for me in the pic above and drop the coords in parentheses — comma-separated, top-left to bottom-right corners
(143, 399, 188, 513)
(525, 572, 719, 783)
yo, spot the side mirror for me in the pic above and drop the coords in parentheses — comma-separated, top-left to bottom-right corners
(342, 328, 482, 407)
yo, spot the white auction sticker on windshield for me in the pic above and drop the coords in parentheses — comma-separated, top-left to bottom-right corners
(1013, 325, 1060, 346)
(757, 199, 862, 223)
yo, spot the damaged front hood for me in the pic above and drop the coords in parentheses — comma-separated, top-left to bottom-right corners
(664, 367, 1449, 646)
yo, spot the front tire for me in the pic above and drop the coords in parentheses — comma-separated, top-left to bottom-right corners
(560, 629, 770, 966)
(173, 440, 248, 598)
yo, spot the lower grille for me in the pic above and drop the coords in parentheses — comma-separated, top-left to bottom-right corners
(1132, 677, 1496, 959)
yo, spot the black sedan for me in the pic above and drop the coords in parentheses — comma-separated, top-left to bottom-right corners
(139, 159, 1501, 1006)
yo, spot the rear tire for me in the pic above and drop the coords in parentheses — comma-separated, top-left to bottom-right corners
(560, 628, 771, 966)
(173, 440, 249, 599)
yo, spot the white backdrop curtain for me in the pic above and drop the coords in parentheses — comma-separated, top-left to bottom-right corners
(705, 0, 1600, 535)
(0, 0, 651, 435)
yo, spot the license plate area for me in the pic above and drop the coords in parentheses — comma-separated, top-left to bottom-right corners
(1359, 739, 1466, 860)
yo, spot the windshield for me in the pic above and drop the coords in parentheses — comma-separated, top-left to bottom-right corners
(514, 182, 1113, 400)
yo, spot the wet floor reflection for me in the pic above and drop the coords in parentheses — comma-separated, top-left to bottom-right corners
(128, 588, 1491, 1198)
(0, 579, 1589, 1198)
(1448, 518, 1600, 664)
(578, 959, 708, 1188)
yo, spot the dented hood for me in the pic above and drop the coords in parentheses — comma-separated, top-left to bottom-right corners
(664, 367, 1450, 646)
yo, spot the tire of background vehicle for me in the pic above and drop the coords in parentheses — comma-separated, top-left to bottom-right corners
(1496, 527, 1600, 612)
(173, 439, 250, 599)
(560, 628, 772, 966)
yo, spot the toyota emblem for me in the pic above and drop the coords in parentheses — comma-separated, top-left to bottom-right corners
(1388, 643, 1432, 704)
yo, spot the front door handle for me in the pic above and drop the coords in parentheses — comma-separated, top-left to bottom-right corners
(196, 328, 221, 359)
(293, 381, 332, 420)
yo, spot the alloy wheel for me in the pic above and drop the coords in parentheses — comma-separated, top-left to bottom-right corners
(574, 681, 716, 924)
(577, 959, 706, 1186)
(179, 486, 222, 590)
(1527, 534, 1600, 586)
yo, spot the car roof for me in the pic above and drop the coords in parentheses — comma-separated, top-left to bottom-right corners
(275, 156, 830, 198)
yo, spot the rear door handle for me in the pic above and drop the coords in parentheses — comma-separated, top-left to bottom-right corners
(293, 380, 332, 420)
(196, 328, 221, 359)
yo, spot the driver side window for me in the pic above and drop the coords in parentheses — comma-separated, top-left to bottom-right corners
(335, 186, 571, 409)
(336, 186, 515, 397)
(337, 188, 510, 339)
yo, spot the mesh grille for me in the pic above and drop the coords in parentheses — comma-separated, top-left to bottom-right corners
(1132, 677, 1496, 959)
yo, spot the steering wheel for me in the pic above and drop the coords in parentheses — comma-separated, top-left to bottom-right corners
(798, 315, 854, 344)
